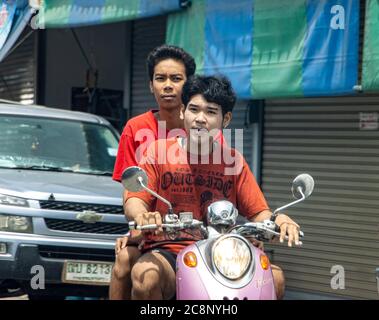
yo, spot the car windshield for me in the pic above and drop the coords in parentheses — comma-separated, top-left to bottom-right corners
(0, 115, 119, 175)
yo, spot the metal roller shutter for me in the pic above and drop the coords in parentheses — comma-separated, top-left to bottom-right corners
(262, 96, 379, 299)
(0, 30, 36, 104)
(229, 100, 253, 168)
(130, 16, 167, 117)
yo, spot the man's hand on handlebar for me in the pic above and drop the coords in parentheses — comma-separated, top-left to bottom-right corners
(135, 211, 163, 235)
(274, 214, 302, 247)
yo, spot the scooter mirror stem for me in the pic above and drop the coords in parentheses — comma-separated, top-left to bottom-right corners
(137, 177, 174, 212)
(273, 186, 305, 215)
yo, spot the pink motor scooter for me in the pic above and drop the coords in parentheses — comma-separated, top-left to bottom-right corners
(122, 167, 314, 300)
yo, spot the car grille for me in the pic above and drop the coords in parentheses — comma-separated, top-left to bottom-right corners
(39, 200, 123, 214)
(39, 245, 115, 261)
(45, 218, 128, 235)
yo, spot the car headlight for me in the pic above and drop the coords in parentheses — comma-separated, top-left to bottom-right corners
(0, 194, 29, 207)
(0, 215, 33, 233)
(212, 236, 251, 280)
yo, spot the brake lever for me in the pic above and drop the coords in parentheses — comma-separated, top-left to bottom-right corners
(236, 221, 304, 241)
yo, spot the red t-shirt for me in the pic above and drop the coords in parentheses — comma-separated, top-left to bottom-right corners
(126, 138, 269, 254)
(112, 110, 186, 182)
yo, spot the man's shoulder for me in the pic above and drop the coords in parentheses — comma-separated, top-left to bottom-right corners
(148, 137, 178, 151)
(142, 137, 180, 162)
(123, 110, 158, 133)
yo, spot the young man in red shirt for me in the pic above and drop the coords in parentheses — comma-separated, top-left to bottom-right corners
(112, 45, 196, 182)
(115, 75, 301, 300)
(109, 45, 196, 299)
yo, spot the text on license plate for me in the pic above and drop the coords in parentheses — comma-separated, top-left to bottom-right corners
(62, 261, 114, 286)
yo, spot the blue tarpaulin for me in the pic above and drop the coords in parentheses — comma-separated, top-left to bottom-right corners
(39, 0, 186, 28)
(0, 0, 34, 63)
(0, 0, 17, 50)
(167, 0, 360, 99)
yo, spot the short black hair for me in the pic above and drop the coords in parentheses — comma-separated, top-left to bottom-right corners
(147, 45, 196, 81)
(181, 75, 236, 115)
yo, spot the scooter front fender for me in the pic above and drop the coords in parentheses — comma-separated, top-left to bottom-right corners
(176, 243, 276, 300)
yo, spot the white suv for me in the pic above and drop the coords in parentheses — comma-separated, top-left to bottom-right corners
(0, 101, 125, 299)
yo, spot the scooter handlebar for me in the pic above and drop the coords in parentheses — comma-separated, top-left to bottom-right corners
(128, 220, 203, 231)
(236, 220, 304, 240)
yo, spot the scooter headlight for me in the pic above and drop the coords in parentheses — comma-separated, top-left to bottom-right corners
(212, 236, 251, 280)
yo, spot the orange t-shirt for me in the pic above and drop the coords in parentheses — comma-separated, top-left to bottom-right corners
(113, 110, 225, 182)
(126, 138, 269, 254)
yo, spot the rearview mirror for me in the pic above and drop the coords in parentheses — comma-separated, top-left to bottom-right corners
(121, 166, 148, 192)
(291, 174, 314, 200)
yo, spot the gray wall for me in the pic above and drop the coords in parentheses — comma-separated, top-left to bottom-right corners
(44, 22, 130, 109)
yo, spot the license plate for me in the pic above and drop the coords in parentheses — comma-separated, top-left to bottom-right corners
(62, 260, 114, 286)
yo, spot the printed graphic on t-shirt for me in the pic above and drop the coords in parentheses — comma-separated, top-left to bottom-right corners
(159, 166, 234, 219)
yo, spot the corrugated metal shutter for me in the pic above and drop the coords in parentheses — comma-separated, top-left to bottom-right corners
(229, 100, 253, 168)
(130, 16, 167, 117)
(262, 96, 379, 299)
(0, 30, 36, 104)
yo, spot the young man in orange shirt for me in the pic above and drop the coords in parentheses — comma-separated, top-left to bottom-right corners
(116, 75, 301, 300)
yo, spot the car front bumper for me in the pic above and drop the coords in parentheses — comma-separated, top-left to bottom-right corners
(0, 231, 116, 297)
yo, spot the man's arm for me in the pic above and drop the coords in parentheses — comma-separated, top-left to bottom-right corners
(123, 190, 150, 220)
(235, 158, 301, 247)
(116, 193, 161, 253)
(112, 126, 138, 182)
(250, 209, 272, 222)
(251, 209, 301, 247)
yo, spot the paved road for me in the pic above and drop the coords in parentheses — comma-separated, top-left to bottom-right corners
(0, 294, 28, 300)
(0, 289, 29, 300)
